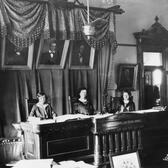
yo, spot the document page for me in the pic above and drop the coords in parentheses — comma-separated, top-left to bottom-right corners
(12, 159, 53, 168)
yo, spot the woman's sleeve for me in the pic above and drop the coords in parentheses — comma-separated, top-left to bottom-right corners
(52, 108, 57, 118)
(48, 104, 57, 118)
(29, 105, 36, 117)
(52, 112, 57, 118)
(130, 102, 135, 111)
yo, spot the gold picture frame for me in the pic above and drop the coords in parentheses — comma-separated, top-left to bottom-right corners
(1, 38, 34, 70)
(69, 40, 95, 69)
(36, 36, 70, 69)
(117, 64, 138, 91)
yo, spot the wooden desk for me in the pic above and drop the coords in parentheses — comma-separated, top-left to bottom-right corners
(20, 118, 93, 161)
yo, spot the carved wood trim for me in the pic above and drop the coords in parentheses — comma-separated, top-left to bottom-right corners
(134, 16, 168, 109)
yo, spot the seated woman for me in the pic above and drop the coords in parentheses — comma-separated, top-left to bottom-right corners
(29, 92, 57, 119)
(72, 87, 94, 115)
(117, 90, 135, 113)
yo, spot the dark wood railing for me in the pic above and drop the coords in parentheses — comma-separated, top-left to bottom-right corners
(92, 113, 144, 167)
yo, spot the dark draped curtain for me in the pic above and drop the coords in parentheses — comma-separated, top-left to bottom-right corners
(0, 69, 68, 137)
(69, 69, 98, 111)
(0, 0, 117, 137)
(69, 43, 114, 113)
(0, 43, 114, 137)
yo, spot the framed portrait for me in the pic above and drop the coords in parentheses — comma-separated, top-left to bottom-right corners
(69, 40, 95, 69)
(1, 37, 34, 70)
(109, 151, 141, 168)
(36, 36, 70, 69)
(117, 64, 138, 91)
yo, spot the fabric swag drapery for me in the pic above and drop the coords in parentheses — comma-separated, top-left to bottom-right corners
(0, 0, 117, 50)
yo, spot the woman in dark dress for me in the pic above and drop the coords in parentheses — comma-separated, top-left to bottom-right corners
(29, 92, 57, 119)
(72, 87, 94, 115)
(118, 90, 135, 113)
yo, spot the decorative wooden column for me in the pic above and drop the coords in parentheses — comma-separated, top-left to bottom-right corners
(134, 16, 168, 109)
(94, 134, 102, 167)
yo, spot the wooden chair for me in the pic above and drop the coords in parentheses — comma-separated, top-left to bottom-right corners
(25, 98, 38, 118)
(68, 96, 78, 114)
(106, 97, 120, 113)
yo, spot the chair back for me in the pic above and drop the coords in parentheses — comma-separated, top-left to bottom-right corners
(68, 96, 77, 114)
(25, 98, 38, 118)
(109, 97, 120, 113)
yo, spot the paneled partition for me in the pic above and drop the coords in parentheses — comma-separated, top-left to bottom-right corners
(92, 113, 144, 167)
(20, 118, 93, 161)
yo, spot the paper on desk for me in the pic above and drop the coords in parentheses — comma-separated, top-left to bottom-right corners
(124, 108, 160, 114)
(12, 159, 53, 168)
(53, 160, 96, 168)
(92, 113, 113, 119)
(28, 117, 55, 124)
(55, 114, 91, 123)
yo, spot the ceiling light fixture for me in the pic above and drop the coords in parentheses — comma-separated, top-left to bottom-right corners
(82, 0, 95, 39)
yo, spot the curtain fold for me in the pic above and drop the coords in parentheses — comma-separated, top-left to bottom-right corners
(69, 69, 98, 111)
(80, 8, 114, 49)
(97, 43, 113, 112)
(0, 0, 117, 50)
(0, 0, 8, 37)
(0, 69, 69, 136)
(1, 0, 48, 47)
(69, 44, 114, 113)
(0, 46, 115, 137)
(36, 70, 65, 116)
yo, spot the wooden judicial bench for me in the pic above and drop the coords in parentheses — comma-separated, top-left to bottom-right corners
(19, 109, 168, 167)
(20, 118, 93, 162)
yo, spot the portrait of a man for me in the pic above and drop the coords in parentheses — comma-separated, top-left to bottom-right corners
(71, 43, 89, 66)
(70, 40, 95, 69)
(36, 38, 69, 69)
(39, 39, 62, 65)
(5, 40, 28, 65)
(1, 37, 34, 70)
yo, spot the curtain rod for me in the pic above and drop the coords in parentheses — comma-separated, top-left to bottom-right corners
(74, 4, 125, 14)
(26, 0, 125, 14)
